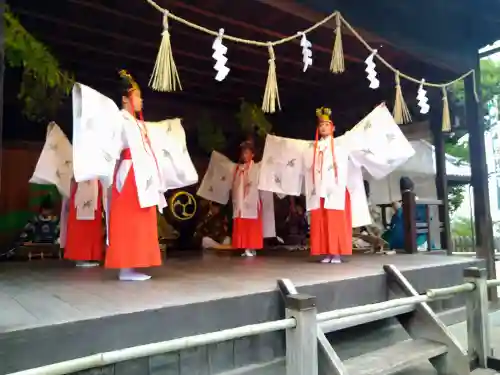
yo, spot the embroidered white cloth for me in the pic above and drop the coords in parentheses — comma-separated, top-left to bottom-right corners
(30, 122, 73, 198)
(197, 151, 235, 205)
(146, 118, 198, 191)
(258, 135, 308, 196)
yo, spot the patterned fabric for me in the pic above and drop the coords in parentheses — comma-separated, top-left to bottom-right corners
(195, 213, 228, 244)
(20, 214, 60, 244)
(366, 204, 384, 236)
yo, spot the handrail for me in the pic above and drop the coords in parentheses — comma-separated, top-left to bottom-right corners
(317, 282, 475, 322)
(487, 279, 500, 288)
(8, 318, 296, 375)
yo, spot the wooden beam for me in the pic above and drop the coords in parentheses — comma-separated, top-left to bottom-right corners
(34, 33, 326, 99)
(76, 72, 238, 107)
(254, 0, 459, 73)
(169, 0, 363, 63)
(13, 7, 328, 76)
(17, 11, 325, 89)
(0, 0, 4, 196)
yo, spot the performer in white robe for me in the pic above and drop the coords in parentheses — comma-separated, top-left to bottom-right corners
(30, 122, 104, 267)
(197, 143, 276, 257)
(258, 104, 415, 263)
(72, 70, 197, 281)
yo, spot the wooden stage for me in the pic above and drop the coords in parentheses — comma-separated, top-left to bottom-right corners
(0, 252, 483, 374)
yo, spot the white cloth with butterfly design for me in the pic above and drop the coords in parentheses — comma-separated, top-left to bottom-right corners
(258, 104, 415, 228)
(145, 118, 198, 191)
(30, 122, 73, 198)
(197, 151, 276, 238)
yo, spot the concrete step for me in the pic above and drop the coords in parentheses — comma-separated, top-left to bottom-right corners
(471, 370, 499, 375)
(343, 338, 447, 375)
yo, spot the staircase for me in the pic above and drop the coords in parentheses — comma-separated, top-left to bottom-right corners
(277, 264, 492, 375)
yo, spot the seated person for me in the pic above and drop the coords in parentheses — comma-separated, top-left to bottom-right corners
(19, 195, 60, 245)
(284, 200, 309, 250)
(194, 202, 232, 250)
(157, 211, 179, 241)
(352, 180, 390, 254)
(382, 176, 428, 251)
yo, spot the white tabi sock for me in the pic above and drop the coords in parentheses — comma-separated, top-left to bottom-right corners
(330, 256, 342, 264)
(75, 261, 100, 268)
(119, 268, 151, 281)
(320, 257, 331, 263)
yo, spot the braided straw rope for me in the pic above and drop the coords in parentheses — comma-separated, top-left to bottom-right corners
(144, 0, 479, 96)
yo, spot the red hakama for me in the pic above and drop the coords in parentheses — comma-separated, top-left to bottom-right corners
(232, 205, 263, 250)
(64, 181, 104, 262)
(105, 148, 162, 269)
(310, 189, 352, 256)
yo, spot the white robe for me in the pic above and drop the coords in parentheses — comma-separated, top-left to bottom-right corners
(197, 151, 276, 238)
(258, 104, 415, 228)
(72, 83, 198, 211)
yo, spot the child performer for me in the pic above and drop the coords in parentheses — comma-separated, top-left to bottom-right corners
(232, 141, 263, 257)
(62, 179, 104, 267)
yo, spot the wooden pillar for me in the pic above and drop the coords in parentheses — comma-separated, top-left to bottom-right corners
(430, 94, 452, 254)
(402, 190, 417, 253)
(0, 0, 4, 196)
(465, 63, 497, 300)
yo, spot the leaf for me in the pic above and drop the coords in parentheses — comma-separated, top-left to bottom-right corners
(196, 112, 227, 154)
(236, 100, 273, 138)
(4, 8, 74, 121)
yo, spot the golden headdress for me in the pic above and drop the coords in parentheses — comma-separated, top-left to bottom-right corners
(316, 107, 332, 124)
(119, 69, 140, 92)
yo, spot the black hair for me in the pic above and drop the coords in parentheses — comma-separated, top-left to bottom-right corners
(240, 140, 255, 154)
(399, 176, 415, 193)
(116, 70, 138, 106)
(40, 195, 54, 211)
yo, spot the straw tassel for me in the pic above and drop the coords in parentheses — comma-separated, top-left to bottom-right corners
(330, 13, 344, 74)
(392, 71, 411, 124)
(441, 87, 451, 132)
(149, 10, 182, 92)
(262, 43, 281, 113)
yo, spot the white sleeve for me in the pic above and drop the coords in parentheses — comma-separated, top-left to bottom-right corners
(72, 83, 122, 188)
(258, 134, 309, 196)
(146, 118, 198, 191)
(347, 104, 415, 180)
(29, 123, 73, 198)
(197, 151, 235, 205)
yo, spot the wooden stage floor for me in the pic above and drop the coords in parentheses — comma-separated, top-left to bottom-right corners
(0, 252, 479, 334)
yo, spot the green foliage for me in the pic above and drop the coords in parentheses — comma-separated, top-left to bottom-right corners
(445, 139, 469, 214)
(196, 112, 226, 154)
(236, 100, 273, 138)
(449, 59, 500, 120)
(451, 216, 474, 237)
(4, 9, 74, 121)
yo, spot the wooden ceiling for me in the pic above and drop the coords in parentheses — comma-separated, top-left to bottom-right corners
(10, 0, 457, 131)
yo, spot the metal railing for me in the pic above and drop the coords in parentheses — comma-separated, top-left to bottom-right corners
(8, 266, 500, 375)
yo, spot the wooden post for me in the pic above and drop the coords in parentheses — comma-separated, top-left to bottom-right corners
(464, 267, 490, 368)
(285, 294, 318, 375)
(402, 190, 417, 253)
(430, 95, 452, 254)
(0, 0, 4, 196)
(465, 63, 497, 301)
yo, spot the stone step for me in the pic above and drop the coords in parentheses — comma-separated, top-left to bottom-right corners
(343, 338, 448, 375)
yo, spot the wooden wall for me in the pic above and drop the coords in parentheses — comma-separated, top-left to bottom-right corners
(0, 141, 43, 215)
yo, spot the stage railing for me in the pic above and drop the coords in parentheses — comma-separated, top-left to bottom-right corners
(8, 267, 500, 375)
